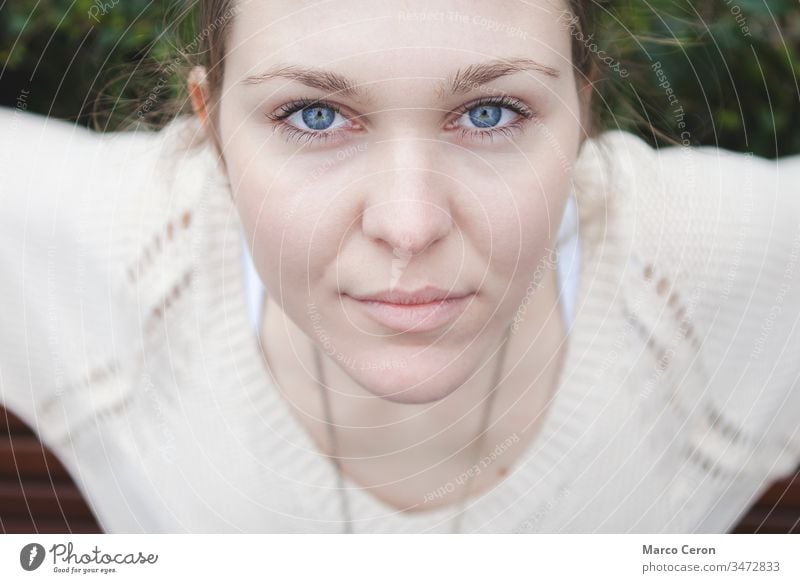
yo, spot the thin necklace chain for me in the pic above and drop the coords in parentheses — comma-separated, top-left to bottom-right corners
(313, 327, 512, 534)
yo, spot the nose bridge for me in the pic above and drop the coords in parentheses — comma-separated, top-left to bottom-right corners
(386, 138, 440, 203)
(381, 130, 440, 181)
(361, 137, 453, 255)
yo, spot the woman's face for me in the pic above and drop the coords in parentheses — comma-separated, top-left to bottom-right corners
(217, 0, 586, 403)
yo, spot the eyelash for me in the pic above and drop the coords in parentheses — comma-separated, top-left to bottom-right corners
(264, 95, 535, 146)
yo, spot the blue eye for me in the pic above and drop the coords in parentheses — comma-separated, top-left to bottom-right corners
(267, 99, 348, 135)
(468, 105, 503, 128)
(457, 102, 523, 131)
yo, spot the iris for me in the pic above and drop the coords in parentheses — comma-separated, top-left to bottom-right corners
(468, 105, 502, 128)
(301, 106, 336, 130)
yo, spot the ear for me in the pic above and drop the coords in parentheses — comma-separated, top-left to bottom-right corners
(188, 65, 229, 184)
(188, 66, 211, 127)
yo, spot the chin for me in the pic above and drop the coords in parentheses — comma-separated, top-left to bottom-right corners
(340, 359, 467, 405)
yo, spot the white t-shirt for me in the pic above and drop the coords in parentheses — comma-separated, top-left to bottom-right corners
(241, 192, 581, 332)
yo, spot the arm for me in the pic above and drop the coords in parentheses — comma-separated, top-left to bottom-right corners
(642, 139, 800, 482)
(696, 145, 800, 479)
(0, 109, 137, 440)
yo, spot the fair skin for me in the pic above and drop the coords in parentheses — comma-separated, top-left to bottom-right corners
(189, 0, 589, 512)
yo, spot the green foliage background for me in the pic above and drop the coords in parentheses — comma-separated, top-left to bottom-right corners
(1, 0, 798, 157)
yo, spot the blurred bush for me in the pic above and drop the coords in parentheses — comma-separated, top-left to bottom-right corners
(1, 0, 798, 156)
(602, 0, 800, 157)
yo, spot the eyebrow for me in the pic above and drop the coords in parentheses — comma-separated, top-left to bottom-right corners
(239, 57, 560, 103)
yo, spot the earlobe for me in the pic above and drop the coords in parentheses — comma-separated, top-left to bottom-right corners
(188, 65, 210, 126)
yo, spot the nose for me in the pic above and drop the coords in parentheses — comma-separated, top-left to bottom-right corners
(361, 140, 454, 257)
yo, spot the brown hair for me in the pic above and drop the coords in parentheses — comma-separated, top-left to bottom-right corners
(97, 0, 608, 142)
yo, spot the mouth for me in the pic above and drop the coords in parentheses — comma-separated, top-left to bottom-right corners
(344, 287, 475, 333)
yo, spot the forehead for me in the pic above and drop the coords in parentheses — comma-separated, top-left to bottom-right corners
(224, 0, 573, 86)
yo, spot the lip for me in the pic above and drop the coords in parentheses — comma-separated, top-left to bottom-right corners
(348, 286, 473, 304)
(345, 288, 475, 333)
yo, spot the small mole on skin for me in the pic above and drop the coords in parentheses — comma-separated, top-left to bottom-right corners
(497, 467, 508, 477)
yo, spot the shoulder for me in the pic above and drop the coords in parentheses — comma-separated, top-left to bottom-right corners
(585, 130, 800, 303)
(594, 130, 800, 250)
(0, 109, 212, 261)
(585, 128, 800, 199)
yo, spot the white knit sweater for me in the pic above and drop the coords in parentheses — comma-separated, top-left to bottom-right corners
(2, 109, 800, 533)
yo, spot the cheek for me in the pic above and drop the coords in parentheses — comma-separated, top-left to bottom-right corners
(481, 151, 575, 285)
(229, 150, 346, 301)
